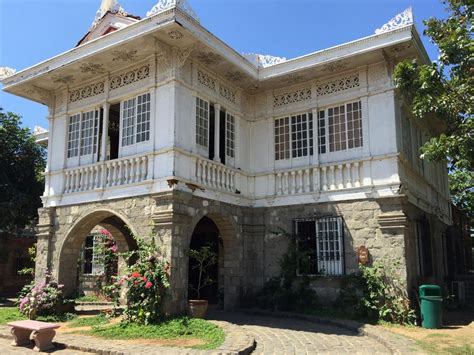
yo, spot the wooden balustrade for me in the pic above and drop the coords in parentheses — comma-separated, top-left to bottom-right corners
(63, 155, 149, 193)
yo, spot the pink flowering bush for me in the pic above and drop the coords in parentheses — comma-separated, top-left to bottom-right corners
(107, 237, 170, 324)
(17, 272, 64, 320)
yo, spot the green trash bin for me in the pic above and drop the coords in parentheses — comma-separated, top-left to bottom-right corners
(419, 285, 442, 329)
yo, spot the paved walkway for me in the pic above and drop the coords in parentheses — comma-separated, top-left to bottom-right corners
(0, 311, 422, 354)
(209, 311, 391, 354)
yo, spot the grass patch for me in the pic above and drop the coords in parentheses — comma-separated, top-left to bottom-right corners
(75, 295, 102, 303)
(68, 315, 109, 328)
(0, 307, 26, 325)
(443, 344, 474, 355)
(82, 317, 225, 350)
(0, 307, 77, 324)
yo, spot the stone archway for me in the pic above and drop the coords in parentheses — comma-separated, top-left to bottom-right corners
(56, 210, 137, 297)
(184, 212, 241, 310)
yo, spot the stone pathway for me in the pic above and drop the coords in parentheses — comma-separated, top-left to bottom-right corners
(209, 311, 391, 354)
(0, 336, 89, 354)
(0, 311, 422, 354)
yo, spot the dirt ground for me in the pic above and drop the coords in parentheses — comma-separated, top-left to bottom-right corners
(380, 309, 474, 354)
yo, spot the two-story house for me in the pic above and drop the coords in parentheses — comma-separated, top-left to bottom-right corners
(2, 0, 452, 312)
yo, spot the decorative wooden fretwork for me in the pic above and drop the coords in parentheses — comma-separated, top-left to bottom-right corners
(197, 70, 216, 91)
(273, 87, 312, 108)
(68, 81, 105, 103)
(316, 74, 360, 97)
(110, 64, 150, 91)
(219, 84, 236, 104)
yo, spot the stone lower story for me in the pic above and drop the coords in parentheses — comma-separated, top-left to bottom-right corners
(35, 190, 449, 313)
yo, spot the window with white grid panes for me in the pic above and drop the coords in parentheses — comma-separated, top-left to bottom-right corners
(346, 101, 363, 149)
(225, 112, 235, 158)
(121, 98, 136, 147)
(274, 117, 290, 160)
(136, 93, 151, 143)
(295, 217, 344, 276)
(196, 97, 209, 147)
(319, 101, 363, 153)
(328, 105, 347, 152)
(318, 110, 326, 154)
(291, 114, 308, 158)
(80, 110, 98, 156)
(67, 114, 81, 158)
(275, 113, 314, 160)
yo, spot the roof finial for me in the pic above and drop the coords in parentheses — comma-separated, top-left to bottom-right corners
(91, 0, 127, 29)
(375, 7, 413, 34)
(146, 0, 199, 22)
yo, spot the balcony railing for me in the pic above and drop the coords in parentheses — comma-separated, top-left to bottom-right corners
(63, 155, 149, 194)
(275, 161, 362, 196)
(195, 157, 237, 193)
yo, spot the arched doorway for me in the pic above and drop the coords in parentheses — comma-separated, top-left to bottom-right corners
(188, 217, 221, 305)
(57, 210, 137, 297)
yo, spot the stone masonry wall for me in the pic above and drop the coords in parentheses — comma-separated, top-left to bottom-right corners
(35, 190, 413, 312)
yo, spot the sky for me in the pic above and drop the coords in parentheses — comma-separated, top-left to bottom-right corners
(0, 0, 447, 130)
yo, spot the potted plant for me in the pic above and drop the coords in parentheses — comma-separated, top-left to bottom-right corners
(188, 245, 217, 318)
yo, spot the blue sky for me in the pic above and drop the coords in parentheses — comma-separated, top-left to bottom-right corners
(0, 0, 446, 130)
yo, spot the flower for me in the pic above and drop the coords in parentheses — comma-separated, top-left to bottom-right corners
(110, 245, 118, 253)
(98, 228, 112, 238)
(145, 281, 153, 289)
(131, 271, 141, 278)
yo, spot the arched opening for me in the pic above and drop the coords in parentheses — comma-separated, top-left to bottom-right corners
(188, 217, 221, 305)
(58, 210, 137, 298)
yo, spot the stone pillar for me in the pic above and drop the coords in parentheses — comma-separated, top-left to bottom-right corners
(35, 207, 55, 283)
(100, 102, 110, 162)
(152, 190, 192, 315)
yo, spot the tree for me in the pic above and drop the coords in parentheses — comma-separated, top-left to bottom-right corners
(0, 109, 46, 232)
(393, 0, 473, 216)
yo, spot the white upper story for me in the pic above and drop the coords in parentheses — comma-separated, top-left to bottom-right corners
(1, 1, 451, 224)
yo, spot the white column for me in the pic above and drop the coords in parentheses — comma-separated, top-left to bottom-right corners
(214, 103, 221, 162)
(100, 102, 110, 162)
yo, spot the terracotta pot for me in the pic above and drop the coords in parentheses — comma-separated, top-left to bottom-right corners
(188, 300, 208, 318)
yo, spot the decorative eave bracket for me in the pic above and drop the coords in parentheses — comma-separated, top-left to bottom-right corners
(375, 7, 414, 35)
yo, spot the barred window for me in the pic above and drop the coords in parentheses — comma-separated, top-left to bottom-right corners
(226, 112, 235, 158)
(136, 93, 151, 143)
(67, 114, 81, 158)
(82, 235, 104, 275)
(320, 101, 363, 153)
(80, 110, 98, 156)
(295, 217, 344, 276)
(196, 97, 209, 147)
(275, 117, 290, 160)
(121, 98, 136, 147)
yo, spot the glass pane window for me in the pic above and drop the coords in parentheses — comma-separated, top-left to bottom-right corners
(122, 98, 136, 147)
(274, 117, 290, 160)
(136, 93, 151, 143)
(320, 101, 363, 153)
(80, 110, 98, 156)
(328, 105, 347, 152)
(346, 101, 363, 149)
(291, 114, 308, 158)
(296, 217, 344, 276)
(196, 97, 209, 147)
(318, 110, 326, 154)
(226, 112, 235, 158)
(67, 114, 81, 158)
